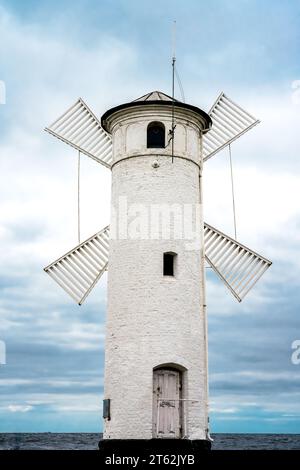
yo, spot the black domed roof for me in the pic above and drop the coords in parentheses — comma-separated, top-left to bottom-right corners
(101, 90, 212, 133)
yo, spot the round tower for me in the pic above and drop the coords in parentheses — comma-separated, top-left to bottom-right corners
(100, 91, 212, 452)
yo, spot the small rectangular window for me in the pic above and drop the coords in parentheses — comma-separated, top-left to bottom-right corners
(163, 253, 176, 276)
(103, 398, 111, 420)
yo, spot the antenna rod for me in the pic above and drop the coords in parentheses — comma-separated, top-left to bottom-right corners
(171, 20, 176, 163)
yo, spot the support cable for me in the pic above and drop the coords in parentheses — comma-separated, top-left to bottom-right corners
(229, 144, 237, 239)
(174, 65, 185, 103)
(77, 150, 81, 244)
(170, 20, 176, 163)
(171, 56, 175, 161)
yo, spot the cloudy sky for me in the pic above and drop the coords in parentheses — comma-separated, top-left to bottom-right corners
(0, 0, 300, 433)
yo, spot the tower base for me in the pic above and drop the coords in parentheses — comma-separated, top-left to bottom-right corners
(99, 439, 211, 464)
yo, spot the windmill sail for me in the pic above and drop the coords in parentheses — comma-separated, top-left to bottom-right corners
(44, 226, 110, 305)
(45, 223, 271, 305)
(45, 98, 112, 168)
(203, 92, 260, 161)
(204, 222, 271, 302)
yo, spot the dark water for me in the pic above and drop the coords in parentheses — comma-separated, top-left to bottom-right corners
(0, 433, 300, 450)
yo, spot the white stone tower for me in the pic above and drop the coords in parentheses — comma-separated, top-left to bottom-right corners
(44, 88, 271, 455)
(101, 91, 212, 447)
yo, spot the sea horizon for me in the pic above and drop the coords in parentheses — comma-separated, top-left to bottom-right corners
(1, 433, 300, 451)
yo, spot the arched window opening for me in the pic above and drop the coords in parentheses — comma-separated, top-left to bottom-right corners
(147, 121, 165, 148)
(163, 252, 177, 276)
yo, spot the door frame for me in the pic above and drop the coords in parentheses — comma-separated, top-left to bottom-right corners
(152, 364, 186, 439)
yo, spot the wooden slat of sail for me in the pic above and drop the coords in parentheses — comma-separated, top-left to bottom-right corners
(44, 226, 110, 305)
(203, 92, 260, 161)
(204, 222, 271, 302)
(45, 98, 112, 168)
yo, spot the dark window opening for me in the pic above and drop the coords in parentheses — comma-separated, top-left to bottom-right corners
(147, 121, 165, 148)
(103, 398, 111, 420)
(163, 252, 176, 276)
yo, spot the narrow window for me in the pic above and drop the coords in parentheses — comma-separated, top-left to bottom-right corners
(103, 398, 111, 420)
(147, 121, 165, 148)
(163, 252, 176, 276)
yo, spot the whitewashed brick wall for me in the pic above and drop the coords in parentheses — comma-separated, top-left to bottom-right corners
(103, 105, 208, 440)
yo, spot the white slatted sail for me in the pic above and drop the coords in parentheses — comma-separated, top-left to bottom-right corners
(204, 222, 271, 302)
(45, 98, 112, 168)
(45, 222, 271, 305)
(44, 226, 110, 305)
(203, 92, 260, 162)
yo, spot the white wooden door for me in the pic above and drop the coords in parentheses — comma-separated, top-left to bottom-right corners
(153, 369, 181, 438)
